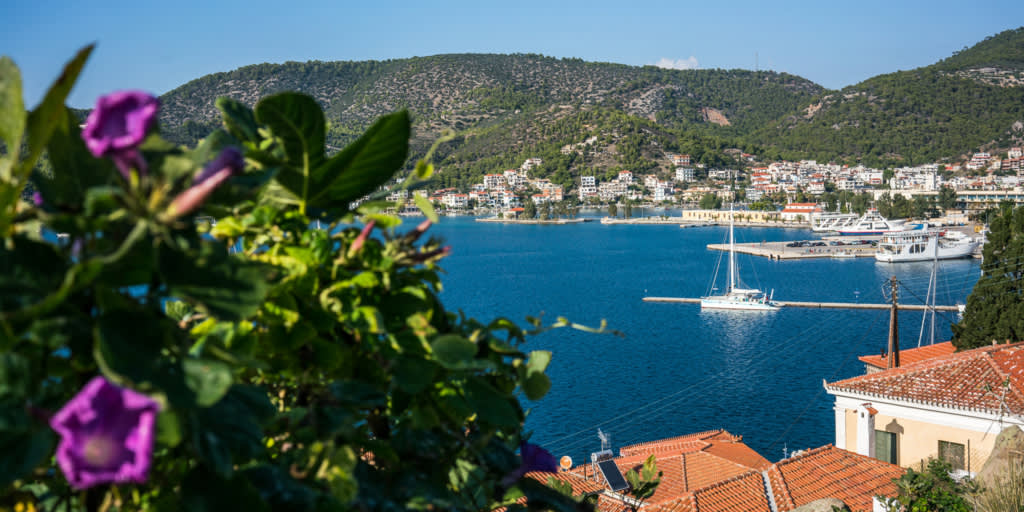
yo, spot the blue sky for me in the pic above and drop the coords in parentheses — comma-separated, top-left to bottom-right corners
(3, 0, 1023, 108)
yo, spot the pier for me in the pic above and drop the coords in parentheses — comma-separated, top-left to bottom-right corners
(707, 240, 876, 259)
(641, 297, 960, 311)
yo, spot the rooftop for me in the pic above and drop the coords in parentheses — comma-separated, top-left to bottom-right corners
(828, 341, 1024, 415)
(858, 341, 956, 369)
(564, 430, 901, 512)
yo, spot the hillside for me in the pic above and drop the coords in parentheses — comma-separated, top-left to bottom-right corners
(156, 54, 822, 182)
(757, 27, 1024, 166)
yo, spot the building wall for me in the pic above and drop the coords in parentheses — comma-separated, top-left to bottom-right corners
(831, 394, 1018, 472)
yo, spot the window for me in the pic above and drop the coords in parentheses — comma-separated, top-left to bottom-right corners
(938, 440, 966, 471)
(875, 430, 897, 464)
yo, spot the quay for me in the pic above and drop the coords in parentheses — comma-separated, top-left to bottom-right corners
(708, 241, 876, 259)
(641, 297, 960, 311)
(475, 217, 592, 224)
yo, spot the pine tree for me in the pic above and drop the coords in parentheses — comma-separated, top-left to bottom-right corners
(952, 204, 1024, 350)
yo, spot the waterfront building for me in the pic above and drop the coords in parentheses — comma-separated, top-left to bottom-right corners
(503, 169, 523, 188)
(825, 342, 1024, 474)
(618, 170, 633, 184)
(780, 203, 820, 221)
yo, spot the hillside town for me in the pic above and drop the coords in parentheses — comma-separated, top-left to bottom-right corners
(389, 148, 1024, 217)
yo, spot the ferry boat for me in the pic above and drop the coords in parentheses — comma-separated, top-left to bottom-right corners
(811, 212, 859, 232)
(836, 209, 920, 236)
(874, 230, 979, 263)
(701, 207, 780, 311)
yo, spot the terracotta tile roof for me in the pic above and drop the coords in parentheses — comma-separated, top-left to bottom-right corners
(618, 430, 742, 457)
(858, 341, 956, 369)
(828, 342, 1024, 415)
(767, 445, 903, 512)
(526, 470, 604, 495)
(563, 432, 901, 512)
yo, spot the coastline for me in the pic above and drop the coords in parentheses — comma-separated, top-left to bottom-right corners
(474, 217, 592, 224)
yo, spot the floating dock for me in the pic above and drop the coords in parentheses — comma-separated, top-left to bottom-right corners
(642, 297, 960, 311)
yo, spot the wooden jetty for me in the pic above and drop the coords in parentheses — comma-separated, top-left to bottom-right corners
(641, 297, 960, 311)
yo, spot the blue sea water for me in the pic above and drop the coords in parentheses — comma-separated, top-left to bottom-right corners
(426, 214, 981, 464)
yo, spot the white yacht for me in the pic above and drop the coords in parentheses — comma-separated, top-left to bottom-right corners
(874, 230, 979, 262)
(836, 208, 919, 236)
(701, 208, 780, 311)
(811, 212, 860, 232)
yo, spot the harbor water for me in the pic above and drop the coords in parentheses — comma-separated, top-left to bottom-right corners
(428, 215, 981, 463)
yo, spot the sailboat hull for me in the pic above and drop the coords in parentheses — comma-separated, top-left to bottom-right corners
(700, 295, 780, 311)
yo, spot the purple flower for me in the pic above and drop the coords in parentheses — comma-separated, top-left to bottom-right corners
(81, 91, 159, 179)
(32, 191, 43, 207)
(165, 147, 245, 218)
(503, 442, 558, 486)
(49, 376, 159, 489)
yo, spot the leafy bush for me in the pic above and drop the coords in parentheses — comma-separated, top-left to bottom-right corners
(0, 47, 588, 511)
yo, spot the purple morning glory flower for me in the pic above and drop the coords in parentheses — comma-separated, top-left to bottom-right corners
(81, 91, 159, 180)
(32, 191, 43, 207)
(49, 376, 159, 489)
(503, 441, 559, 486)
(165, 147, 245, 218)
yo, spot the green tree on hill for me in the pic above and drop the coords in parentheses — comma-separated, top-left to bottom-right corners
(953, 203, 1024, 350)
(699, 193, 722, 210)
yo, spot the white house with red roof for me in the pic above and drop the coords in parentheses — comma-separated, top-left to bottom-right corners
(779, 203, 820, 222)
(825, 341, 1024, 474)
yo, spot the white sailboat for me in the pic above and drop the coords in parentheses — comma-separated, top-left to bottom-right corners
(701, 207, 781, 311)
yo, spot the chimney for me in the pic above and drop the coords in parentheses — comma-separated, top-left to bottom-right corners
(856, 403, 877, 458)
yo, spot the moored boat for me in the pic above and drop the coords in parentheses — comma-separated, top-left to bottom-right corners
(811, 212, 860, 232)
(874, 230, 979, 262)
(701, 207, 781, 311)
(836, 208, 920, 236)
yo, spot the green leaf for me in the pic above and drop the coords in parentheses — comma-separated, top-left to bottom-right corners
(254, 93, 325, 197)
(0, 56, 25, 181)
(33, 107, 115, 208)
(184, 358, 233, 407)
(182, 465, 269, 512)
(0, 353, 30, 399)
(216, 97, 259, 143)
(521, 372, 551, 401)
(156, 409, 183, 447)
(20, 45, 93, 179)
(524, 350, 552, 376)
(0, 428, 55, 488)
(415, 193, 439, 222)
(392, 356, 437, 393)
(463, 379, 519, 427)
(159, 242, 269, 321)
(431, 335, 477, 368)
(308, 110, 410, 209)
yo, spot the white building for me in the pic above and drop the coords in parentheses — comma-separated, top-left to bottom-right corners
(483, 174, 506, 190)
(617, 170, 633, 184)
(675, 168, 695, 182)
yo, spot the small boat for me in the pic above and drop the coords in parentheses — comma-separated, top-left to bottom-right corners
(701, 207, 781, 311)
(836, 208, 921, 236)
(874, 230, 979, 263)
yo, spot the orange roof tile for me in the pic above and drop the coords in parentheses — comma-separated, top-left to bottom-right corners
(768, 446, 903, 512)
(828, 342, 1024, 415)
(858, 341, 956, 369)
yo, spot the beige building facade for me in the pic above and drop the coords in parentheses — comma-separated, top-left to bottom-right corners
(826, 342, 1024, 475)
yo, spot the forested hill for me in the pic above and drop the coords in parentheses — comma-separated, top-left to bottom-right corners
(157, 28, 1024, 184)
(755, 27, 1024, 166)
(156, 54, 823, 187)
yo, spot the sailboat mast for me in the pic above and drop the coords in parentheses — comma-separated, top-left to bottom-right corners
(729, 204, 735, 293)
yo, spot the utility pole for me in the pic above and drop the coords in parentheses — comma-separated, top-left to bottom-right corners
(887, 276, 900, 369)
